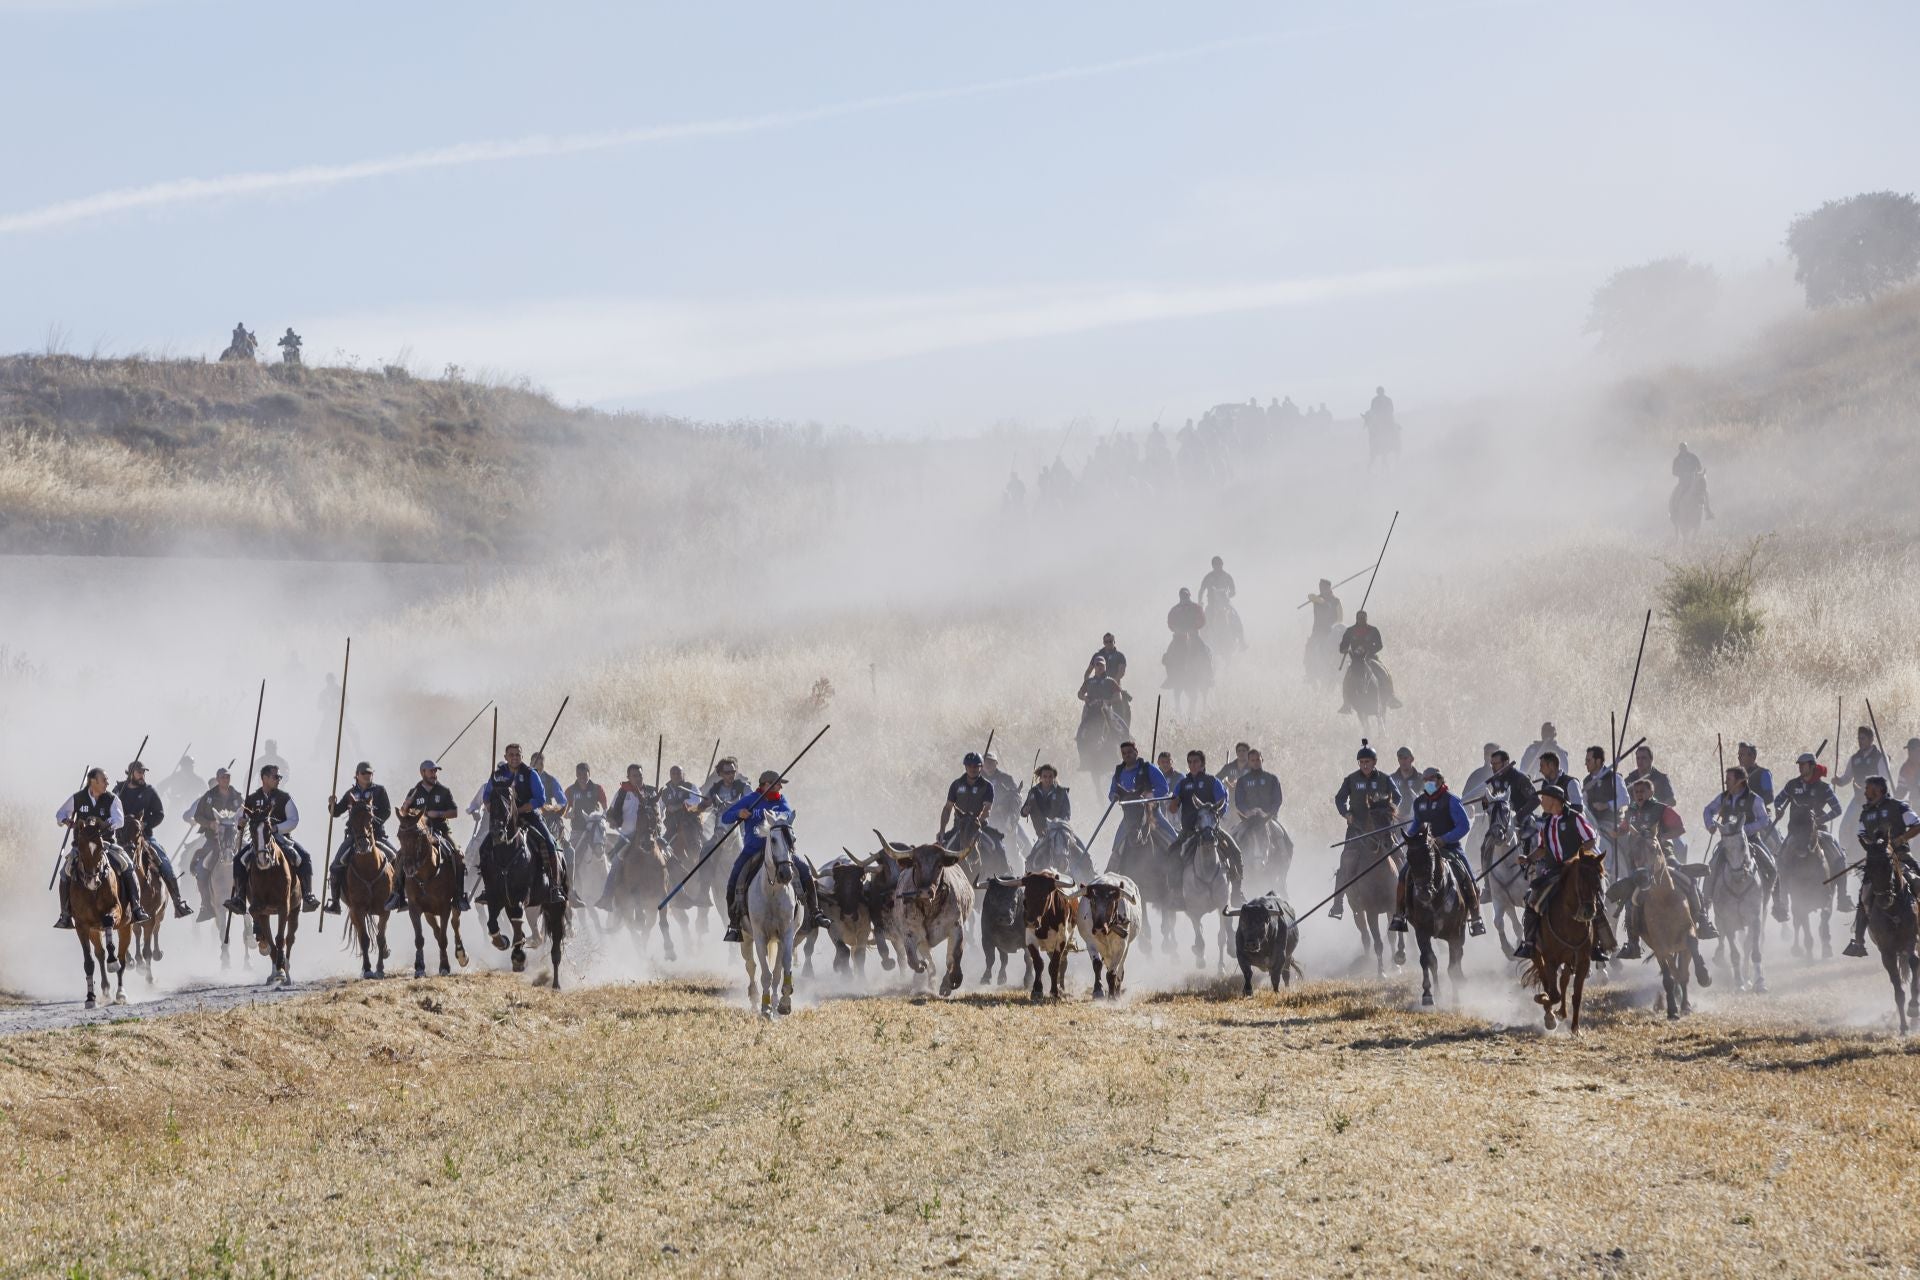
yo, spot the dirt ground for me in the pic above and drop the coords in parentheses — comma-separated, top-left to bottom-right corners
(3, 965, 1916, 1280)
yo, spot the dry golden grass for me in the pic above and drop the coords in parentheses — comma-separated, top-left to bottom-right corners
(1, 972, 1915, 1278)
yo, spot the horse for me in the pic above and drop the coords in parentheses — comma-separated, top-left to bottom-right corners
(127, 822, 168, 983)
(1708, 820, 1768, 993)
(1365, 416, 1401, 470)
(189, 805, 242, 925)
(663, 809, 718, 938)
(1232, 810, 1293, 898)
(1524, 848, 1606, 1033)
(1171, 803, 1236, 971)
(1341, 655, 1390, 738)
(1077, 701, 1129, 790)
(1335, 821, 1400, 976)
(1161, 631, 1213, 717)
(1025, 819, 1095, 883)
(66, 820, 131, 1008)
(1481, 798, 1530, 958)
(240, 816, 300, 989)
(1778, 824, 1838, 959)
(477, 783, 568, 986)
(942, 817, 1012, 885)
(603, 817, 677, 961)
(565, 812, 613, 936)
(395, 810, 468, 978)
(1670, 472, 1707, 543)
(741, 817, 803, 1018)
(1401, 831, 1467, 1007)
(339, 798, 397, 980)
(1859, 843, 1920, 1034)
(1106, 801, 1171, 954)
(1638, 853, 1696, 1020)
(1202, 594, 1245, 656)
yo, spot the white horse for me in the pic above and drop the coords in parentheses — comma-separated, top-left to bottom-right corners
(741, 818, 802, 1018)
(1709, 822, 1767, 993)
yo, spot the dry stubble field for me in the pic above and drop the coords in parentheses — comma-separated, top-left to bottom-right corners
(3, 968, 1917, 1279)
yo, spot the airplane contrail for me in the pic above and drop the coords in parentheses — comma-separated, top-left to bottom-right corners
(0, 33, 1284, 236)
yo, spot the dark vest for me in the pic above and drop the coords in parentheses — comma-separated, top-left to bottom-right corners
(1860, 797, 1912, 844)
(1410, 791, 1455, 839)
(1776, 777, 1836, 830)
(69, 788, 116, 826)
(1582, 769, 1620, 823)
(246, 787, 292, 827)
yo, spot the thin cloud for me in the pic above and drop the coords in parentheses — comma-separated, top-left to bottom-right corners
(0, 3, 1526, 235)
(312, 261, 1550, 404)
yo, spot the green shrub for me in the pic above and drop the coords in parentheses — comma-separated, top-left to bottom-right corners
(1660, 539, 1766, 667)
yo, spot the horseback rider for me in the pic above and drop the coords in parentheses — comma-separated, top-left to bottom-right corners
(1581, 746, 1629, 864)
(53, 768, 151, 929)
(1389, 767, 1486, 936)
(1078, 657, 1130, 745)
(1108, 740, 1174, 856)
(1336, 610, 1402, 712)
(721, 770, 828, 943)
(981, 751, 1023, 843)
(563, 762, 608, 844)
(1307, 579, 1343, 637)
(1199, 556, 1242, 649)
(186, 767, 244, 897)
(1232, 748, 1283, 828)
(1389, 747, 1419, 797)
(698, 757, 753, 851)
(1610, 775, 1713, 975)
(115, 759, 192, 918)
(1899, 738, 1920, 804)
(1511, 785, 1615, 962)
(593, 764, 655, 909)
(1773, 751, 1848, 912)
(324, 762, 395, 915)
(396, 759, 468, 912)
(1536, 752, 1580, 812)
(1520, 723, 1566, 777)
(158, 752, 204, 829)
(1702, 766, 1787, 927)
(258, 738, 290, 780)
(1021, 764, 1071, 836)
(939, 752, 1000, 852)
(1163, 588, 1210, 686)
(1736, 742, 1775, 805)
(1844, 776, 1920, 958)
(1671, 441, 1714, 519)
(1219, 741, 1253, 794)
(1328, 743, 1402, 920)
(497, 743, 564, 905)
(1625, 743, 1676, 805)
(223, 765, 322, 914)
(1477, 749, 1540, 872)
(660, 765, 705, 852)
(1168, 750, 1245, 904)
(529, 752, 567, 819)
(277, 327, 302, 366)
(1836, 725, 1892, 837)
(1088, 632, 1128, 683)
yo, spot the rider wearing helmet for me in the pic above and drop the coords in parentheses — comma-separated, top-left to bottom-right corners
(721, 770, 827, 943)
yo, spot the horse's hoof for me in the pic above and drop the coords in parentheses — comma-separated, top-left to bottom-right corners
(414, 965, 427, 979)
(440, 963, 452, 976)
(361, 967, 374, 980)
(511, 952, 527, 974)
(778, 995, 792, 1015)
(1421, 993, 1434, 1007)
(880, 957, 896, 972)
(455, 948, 469, 967)
(1543, 1010, 1557, 1030)
(256, 941, 270, 957)
(84, 996, 96, 1009)
(490, 934, 508, 951)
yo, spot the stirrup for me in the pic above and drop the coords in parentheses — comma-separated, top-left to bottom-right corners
(1835, 892, 1855, 911)
(324, 898, 343, 915)
(1468, 917, 1486, 937)
(722, 925, 743, 942)
(222, 894, 245, 913)
(457, 894, 472, 911)
(54, 914, 74, 930)
(1511, 939, 1537, 958)
(302, 894, 322, 912)
(383, 892, 406, 913)
(1387, 914, 1408, 933)
(173, 900, 193, 919)
(1695, 919, 1719, 940)
(1842, 938, 1869, 958)
(1327, 901, 1344, 920)
(129, 904, 151, 923)
(1616, 940, 1643, 960)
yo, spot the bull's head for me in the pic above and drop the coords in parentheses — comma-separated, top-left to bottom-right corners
(1081, 877, 1138, 936)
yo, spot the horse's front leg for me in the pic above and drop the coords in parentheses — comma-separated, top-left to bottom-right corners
(78, 930, 97, 1008)
(777, 919, 796, 1015)
(356, 914, 374, 979)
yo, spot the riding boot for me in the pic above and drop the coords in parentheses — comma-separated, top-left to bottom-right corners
(118, 866, 151, 924)
(223, 862, 249, 914)
(1617, 901, 1644, 960)
(1454, 855, 1487, 935)
(1686, 875, 1718, 940)
(1388, 866, 1409, 933)
(296, 858, 321, 914)
(54, 876, 74, 930)
(385, 877, 407, 914)
(1511, 907, 1541, 959)
(1767, 871, 1790, 923)
(325, 862, 346, 914)
(593, 862, 619, 912)
(804, 878, 831, 932)
(1843, 902, 1870, 958)
(453, 849, 472, 911)
(155, 864, 192, 918)
(722, 886, 744, 944)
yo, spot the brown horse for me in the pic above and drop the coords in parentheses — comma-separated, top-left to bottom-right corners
(66, 820, 131, 1008)
(1861, 845, 1920, 1034)
(241, 817, 301, 987)
(1637, 855, 1695, 1020)
(340, 798, 396, 980)
(128, 824, 168, 983)
(1525, 849, 1606, 1033)
(396, 810, 468, 978)
(605, 824, 676, 960)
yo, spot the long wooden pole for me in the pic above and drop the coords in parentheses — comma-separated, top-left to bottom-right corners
(706, 738, 722, 781)
(536, 694, 571, 759)
(437, 699, 492, 763)
(1614, 610, 1652, 759)
(490, 707, 498, 775)
(316, 640, 351, 936)
(223, 680, 266, 947)
(1294, 564, 1374, 609)
(1354, 509, 1400, 616)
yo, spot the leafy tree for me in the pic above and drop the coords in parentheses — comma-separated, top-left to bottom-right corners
(1584, 257, 1719, 356)
(1785, 191, 1920, 307)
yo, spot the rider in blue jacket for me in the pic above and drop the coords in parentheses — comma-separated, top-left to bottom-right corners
(722, 771, 828, 942)
(1390, 768, 1486, 936)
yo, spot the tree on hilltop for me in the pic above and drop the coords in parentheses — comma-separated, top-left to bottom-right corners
(1584, 257, 1720, 358)
(1785, 191, 1920, 307)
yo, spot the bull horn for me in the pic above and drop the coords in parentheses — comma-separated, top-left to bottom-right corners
(841, 847, 876, 869)
(1222, 908, 1241, 917)
(994, 874, 1020, 884)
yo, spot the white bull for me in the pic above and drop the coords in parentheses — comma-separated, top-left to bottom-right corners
(1076, 872, 1142, 999)
(875, 830, 974, 997)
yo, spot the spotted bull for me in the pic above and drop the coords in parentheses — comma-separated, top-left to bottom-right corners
(1222, 892, 1302, 995)
(875, 830, 974, 997)
(976, 874, 1029, 986)
(1075, 872, 1141, 999)
(1022, 869, 1078, 1001)
(819, 852, 896, 980)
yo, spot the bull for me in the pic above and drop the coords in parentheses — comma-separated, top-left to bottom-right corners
(1075, 872, 1141, 999)
(1022, 869, 1078, 1001)
(1222, 892, 1302, 995)
(875, 830, 974, 997)
(975, 874, 1029, 986)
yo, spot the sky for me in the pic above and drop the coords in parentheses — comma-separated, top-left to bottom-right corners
(2, 0, 1916, 431)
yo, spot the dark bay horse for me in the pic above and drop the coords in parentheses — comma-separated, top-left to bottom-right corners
(340, 798, 396, 980)
(1525, 849, 1606, 1033)
(395, 809, 467, 977)
(479, 783, 567, 986)
(1402, 831, 1467, 1006)
(241, 816, 300, 988)
(1861, 843, 1920, 1034)
(67, 819, 130, 1008)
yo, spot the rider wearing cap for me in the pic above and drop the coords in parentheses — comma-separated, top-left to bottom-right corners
(115, 759, 192, 918)
(325, 761, 394, 915)
(1773, 752, 1847, 911)
(1168, 749, 1244, 904)
(1511, 784, 1615, 962)
(1843, 775, 1920, 957)
(1390, 766, 1485, 936)
(1329, 742, 1402, 921)
(396, 759, 467, 912)
(223, 764, 322, 914)
(939, 753, 998, 851)
(53, 767, 151, 929)
(186, 766, 244, 918)
(1612, 776, 1715, 970)
(721, 770, 828, 942)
